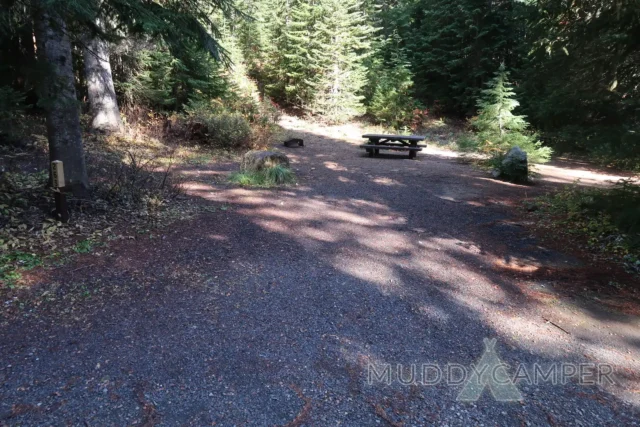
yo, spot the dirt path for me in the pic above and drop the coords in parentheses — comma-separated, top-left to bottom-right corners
(1, 117, 639, 425)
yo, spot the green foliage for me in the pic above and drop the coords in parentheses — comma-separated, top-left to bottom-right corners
(533, 180, 640, 274)
(280, 1, 324, 106)
(366, 47, 422, 130)
(0, 251, 42, 288)
(306, 0, 373, 123)
(73, 239, 94, 254)
(2, 0, 636, 172)
(0, 86, 25, 139)
(184, 101, 252, 148)
(474, 64, 527, 136)
(119, 45, 228, 111)
(466, 65, 552, 165)
(400, 0, 525, 114)
(229, 164, 295, 187)
(238, 0, 375, 123)
(519, 0, 640, 168)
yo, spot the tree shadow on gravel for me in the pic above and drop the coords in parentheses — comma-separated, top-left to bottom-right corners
(1, 127, 639, 425)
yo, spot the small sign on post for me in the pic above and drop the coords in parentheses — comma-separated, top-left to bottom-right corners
(51, 160, 69, 223)
(51, 160, 65, 188)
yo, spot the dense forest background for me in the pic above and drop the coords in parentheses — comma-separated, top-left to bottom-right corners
(1, 0, 639, 177)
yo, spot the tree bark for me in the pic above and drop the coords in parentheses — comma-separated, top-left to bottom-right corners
(83, 20, 124, 133)
(34, 6, 90, 198)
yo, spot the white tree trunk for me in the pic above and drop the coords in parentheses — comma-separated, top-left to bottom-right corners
(83, 20, 123, 133)
(34, 6, 90, 198)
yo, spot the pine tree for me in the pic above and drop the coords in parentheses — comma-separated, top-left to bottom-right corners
(235, 0, 272, 89)
(308, 0, 374, 123)
(33, 2, 90, 197)
(365, 30, 420, 129)
(471, 64, 551, 164)
(519, 0, 640, 164)
(282, 0, 323, 107)
(474, 64, 527, 136)
(260, 0, 296, 103)
(404, 0, 524, 115)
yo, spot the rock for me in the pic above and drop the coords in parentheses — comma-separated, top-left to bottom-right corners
(283, 138, 304, 147)
(241, 150, 290, 172)
(500, 146, 528, 183)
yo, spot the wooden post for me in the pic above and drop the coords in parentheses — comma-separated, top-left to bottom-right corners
(51, 160, 69, 223)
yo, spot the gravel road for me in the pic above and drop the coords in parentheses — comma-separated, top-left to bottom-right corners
(1, 120, 639, 426)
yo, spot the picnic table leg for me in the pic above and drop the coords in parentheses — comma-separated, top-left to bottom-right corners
(375, 149, 379, 155)
(368, 138, 380, 157)
(409, 141, 418, 159)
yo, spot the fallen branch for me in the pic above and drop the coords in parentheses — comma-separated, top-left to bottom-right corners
(282, 384, 312, 427)
(542, 317, 571, 335)
(373, 403, 404, 427)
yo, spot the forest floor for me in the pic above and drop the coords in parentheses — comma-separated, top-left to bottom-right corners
(1, 116, 640, 425)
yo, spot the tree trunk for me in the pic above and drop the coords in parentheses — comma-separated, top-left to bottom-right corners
(34, 6, 90, 198)
(83, 20, 124, 133)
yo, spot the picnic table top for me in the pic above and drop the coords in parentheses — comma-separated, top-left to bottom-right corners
(362, 134, 426, 142)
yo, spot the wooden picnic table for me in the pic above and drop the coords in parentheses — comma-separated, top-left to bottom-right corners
(360, 134, 426, 159)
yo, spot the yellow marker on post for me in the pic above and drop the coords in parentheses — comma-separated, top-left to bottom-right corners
(51, 160, 69, 222)
(51, 160, 65, 188)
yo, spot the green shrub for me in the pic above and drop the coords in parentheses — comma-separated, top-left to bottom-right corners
(462, 131, 553, 165)
(229, 164, 295, 187)
(0, 251, 42, 288)
(203, 113, 252, 148)
(226, 95, 281, 126)
(183, 101, 252, 148)
(534, 180, 640, 273)
(368, 63, 422, 130)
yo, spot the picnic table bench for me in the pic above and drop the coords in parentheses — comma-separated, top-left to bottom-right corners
(360, 134, 426, 159)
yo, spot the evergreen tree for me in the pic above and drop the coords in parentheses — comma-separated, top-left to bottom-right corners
(120, 44, 228, 111)
(367, 47, 418, 129)
(519, 0, 640, 164)
(308, 0, 374, 123)
(364, 28, 421, 129)
(235, 0, 272, 91)
(403, 0, 525, 115)
(470, 64, 551, 164)
(286, 1, 328, 107)
(474, 64, 527, 136)
(33, 1, 90, 197)
(260, 0, 296, 103)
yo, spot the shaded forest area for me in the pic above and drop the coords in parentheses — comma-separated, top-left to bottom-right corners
(1, 0, 639, 171)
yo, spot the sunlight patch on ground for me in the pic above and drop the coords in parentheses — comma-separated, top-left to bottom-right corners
(372, 177, 403, 186)
(176, 125, 640, 405)
(535, 163, 635, 187)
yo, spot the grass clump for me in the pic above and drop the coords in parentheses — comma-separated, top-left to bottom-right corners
(531, 179, 640, 274)
(0, 252, 42, 288)
(229, 164, 295, 187)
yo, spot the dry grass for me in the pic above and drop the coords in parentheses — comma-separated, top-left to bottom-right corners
(0, 111, 257, 290)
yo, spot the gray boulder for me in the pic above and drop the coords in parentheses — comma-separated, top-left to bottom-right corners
(495, 146, 528, 183)
(241, 150, 290, 172)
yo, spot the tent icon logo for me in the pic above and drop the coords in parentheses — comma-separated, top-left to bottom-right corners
(457, 338, 523, 402)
